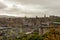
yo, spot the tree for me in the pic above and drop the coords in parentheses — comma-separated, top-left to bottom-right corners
(43, 27, 60, 40)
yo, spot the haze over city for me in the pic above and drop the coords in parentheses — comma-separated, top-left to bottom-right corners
(0, 0, 60, 17)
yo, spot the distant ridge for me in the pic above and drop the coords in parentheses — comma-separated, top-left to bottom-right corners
(0, 15, 19, 18)
(0, 15, 42, 18)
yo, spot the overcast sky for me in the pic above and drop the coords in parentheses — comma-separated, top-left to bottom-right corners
(0, 0, 60, 17)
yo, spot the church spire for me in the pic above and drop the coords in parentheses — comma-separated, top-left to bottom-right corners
(44, 14, 46, 18)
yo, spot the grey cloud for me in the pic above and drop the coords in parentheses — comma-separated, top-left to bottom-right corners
(0, 2, 7, 9)
(7, 0, 60, 10)
(1, 0, 60, 17)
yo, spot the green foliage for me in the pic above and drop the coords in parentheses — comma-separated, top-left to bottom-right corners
(53, 18, 60, 22)
(2, 29, 60, 40)
(2, 32, 43, 40)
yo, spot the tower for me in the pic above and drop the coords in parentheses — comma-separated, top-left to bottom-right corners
(44, 14, 47, 23)
(44, 14, 46, 18)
